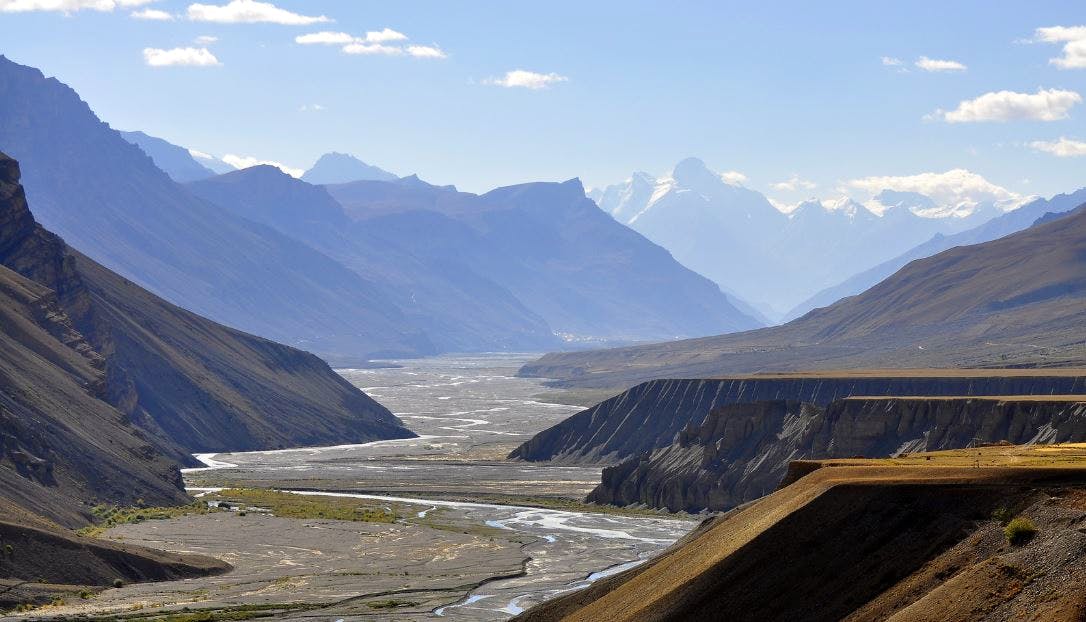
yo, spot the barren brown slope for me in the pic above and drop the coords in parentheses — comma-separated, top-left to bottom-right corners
(521, 204, 1086, 389)
(516, 446, 1086, 622)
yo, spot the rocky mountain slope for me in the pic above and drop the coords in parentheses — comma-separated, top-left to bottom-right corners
(516, 447, 1086, 622)
(510, 372, 1086, 465)
(191, 165, 762, 347)
(787, 187, 1086, 320)
(594, 158, 992, 316)
(0, 151, 414, 466)
(521, 201, 1086, 389)
(590, 397, 1086, 512)
(0, 55, 431, 361)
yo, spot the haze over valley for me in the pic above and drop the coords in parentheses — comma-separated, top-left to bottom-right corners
(2, 2, 1086, 621)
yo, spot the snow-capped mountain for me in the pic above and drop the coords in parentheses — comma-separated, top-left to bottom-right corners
(593, 158, 1004, 319)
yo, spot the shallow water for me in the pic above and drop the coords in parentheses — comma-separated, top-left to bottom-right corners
(182, 354, 696, 620)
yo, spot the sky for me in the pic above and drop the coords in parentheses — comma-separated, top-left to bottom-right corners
(0, 0, 1084, 207)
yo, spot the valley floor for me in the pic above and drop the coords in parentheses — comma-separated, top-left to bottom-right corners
(4, 355, 694, 621)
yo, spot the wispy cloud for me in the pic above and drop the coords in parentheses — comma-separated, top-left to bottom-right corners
(298, 103, 325, 112)
(930, 88, 1082, 123)
(295, 30, 353, 45)
(363, 27, 406, 43)
(406, 44, 445, 59)
(772, 175, 817, 192)
(484, 69, 568, 90)
(848, 169, 1020, 213)
(915, 56, 966, 72)
(1033, 25, 1086, 69)
(1, 0, 153, 12)
(342, 42, 402, 56)
(194, 35, 218, 45)
(1029, 136, 1086, 157)
(222, 153, 303, 177)
(143, 46, 221, 67)
(880, 56, 903, 66)
(296, 27, 445, 59)
(131, 7, 171, 19)
(187, 0, 329, 25)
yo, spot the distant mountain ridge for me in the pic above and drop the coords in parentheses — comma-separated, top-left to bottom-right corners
(0, 55, 436, 361)
(190, 166, 762, 348)
(594, 158, 1000, 317)
(521, 200, 1086, 388)
(786, 187, 1086, 320)
(302, 151, 398, 184)
(119, 130, 218, 182)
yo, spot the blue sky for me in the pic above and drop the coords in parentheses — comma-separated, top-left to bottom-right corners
(1, 0, 1084, 206)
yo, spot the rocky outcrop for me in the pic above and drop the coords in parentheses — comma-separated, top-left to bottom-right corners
(588, 397, 1086, 512)
(510, 374, 1086, 465)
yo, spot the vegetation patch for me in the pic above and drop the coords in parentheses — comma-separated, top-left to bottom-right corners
(1004, 517, 1038, 545)
(208, 489, 397, 523)
(78, 503, 211, 537)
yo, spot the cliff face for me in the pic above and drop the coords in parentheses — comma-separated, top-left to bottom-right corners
(510, 373, 1086, 465)
(589, 397, 1086, 512)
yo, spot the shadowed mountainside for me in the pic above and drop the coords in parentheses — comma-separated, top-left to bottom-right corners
(520, 201, 1086, 389)
(0, 55, 433, 361)
(119, 130, 218, 183)
(0, 151, 415, 467)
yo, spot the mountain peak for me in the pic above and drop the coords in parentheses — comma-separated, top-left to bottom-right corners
(671, 157, 717, 187)
(0, 151, 20, 185)
(302, 152, 397, 185)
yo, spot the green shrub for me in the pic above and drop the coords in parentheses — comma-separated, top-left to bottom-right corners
(1004, 517, 1038, 545)
(3, 544, 12, 555)
(112, 579, 124, 589)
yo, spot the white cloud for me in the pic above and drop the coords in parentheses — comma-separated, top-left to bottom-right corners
(848, 169, 1021, 214)
(363, 27, 406, 43)
(1029, 136, 1086, 157)
(295, 30, 352, 45)
(484, 69, 568, 90)
(186, 0, 328, 25)
(222, 153, 303, 177)
(188, 148, 215, 160)
(194, 35, 217, 45)
(143, 47, 220, 67)
(1034, 25, 1086, 69)
(719, 170, 747, 185)
(881, 56, 903, 66)
(931, 88, 1082, 123)
(772, 175, 817, 192)
(298, 103, 325, 112)
(1, 0, 152, 11)
(342, 42, 402, 56)
(406, 44, 445, 59)
(915, 56, 966, 72)
(131, 7, 170, 19)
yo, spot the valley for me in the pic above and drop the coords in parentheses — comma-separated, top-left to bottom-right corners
(9, 356, 695, 621)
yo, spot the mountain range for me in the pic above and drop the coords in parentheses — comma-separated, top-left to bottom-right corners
(592, 158, 1004, 318)
(522, 200, 1086, 388)
(1, 56, 760, 362)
